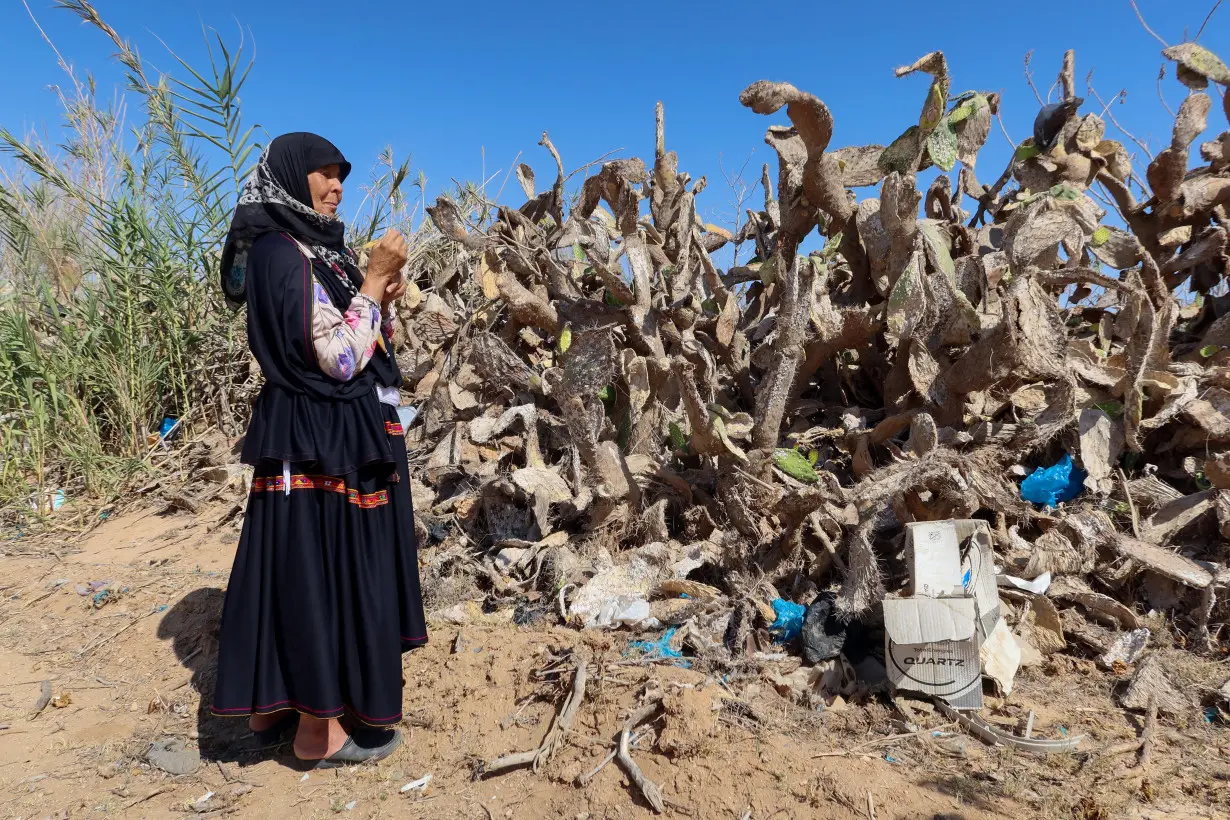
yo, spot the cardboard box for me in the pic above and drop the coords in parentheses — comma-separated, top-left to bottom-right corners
(903, 521, 964, 597)
(953, 519, 1001, 639)
(884, 596, 983, 710)
(886, 518, 1003, 710)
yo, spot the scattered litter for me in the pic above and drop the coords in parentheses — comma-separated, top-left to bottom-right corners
(77, 580, 109, 597)
(192, 792, 214, 808)
(50, 692, 72, 709)
(592, 597, 655, 630)
(159, 416, 180, 441)
(801, 591, 847, 663)
(1020, 453, 1087, 507)
(628, 627, 691, 667)
(300, 774, 310, 783)
(997, 570, 1051, 595)
(146, 738, 201, 775)
(768, 655, 858, 709)
(396, 404, 419, 429)
(344, 800, 357, 811)
(399, 774, 432, 794)
(979, 619, 1021, 695)
(565, 558, 658, 630)
(884, 520, 994, 710)
(935, 701, 1084, 754)
(1098, 628, 1151, 669)
(91, 584, 127, 609)
(768, 598, 805, 643)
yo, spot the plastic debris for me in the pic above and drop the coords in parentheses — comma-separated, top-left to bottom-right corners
(90, 584, 127, 609)
(396, 405, 419, 429)
(628, 627, 689, 666)
(935, 701, 1084, 754)
(400, 774, 433, 794)
(801, 591, 847, 662)
(566, 558, 657, 630)
(769, 598, 805, 643)
(1020, 454, 1087, 507)
(593, 597, 655, 630)
(997, 570, 1052, 595)
(345, 800, 357, 811)
(159, 416, 180, 441)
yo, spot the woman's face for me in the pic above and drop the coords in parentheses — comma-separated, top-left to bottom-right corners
(308, 164, 343, 216)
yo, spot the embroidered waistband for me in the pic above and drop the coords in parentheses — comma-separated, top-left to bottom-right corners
(251, 474, 389, 508)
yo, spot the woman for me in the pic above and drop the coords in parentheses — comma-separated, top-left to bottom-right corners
(211, 132, 427, 767)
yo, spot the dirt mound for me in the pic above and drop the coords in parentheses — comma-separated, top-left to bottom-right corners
(0, 504, 1227, 819)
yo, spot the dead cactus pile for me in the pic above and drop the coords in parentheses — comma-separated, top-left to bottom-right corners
(391, 46, 1230, 657)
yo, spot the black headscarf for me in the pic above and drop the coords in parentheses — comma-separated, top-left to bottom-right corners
(219, 132, 355, 307)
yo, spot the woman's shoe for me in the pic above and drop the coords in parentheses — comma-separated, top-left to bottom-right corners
(297, 728, 403, 770)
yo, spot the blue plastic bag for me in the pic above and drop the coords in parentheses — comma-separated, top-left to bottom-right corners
(627, 627, 690, 667)
(159, 416, 180, 441)
(769, 598, 805, 643)
(1020, 453, 1087, 508)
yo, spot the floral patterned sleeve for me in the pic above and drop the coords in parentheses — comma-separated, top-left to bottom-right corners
(380, 304, 395, 340)
(310, 280, 383, 381)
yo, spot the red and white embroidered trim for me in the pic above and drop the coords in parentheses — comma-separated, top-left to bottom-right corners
(250, 474, 389, 508)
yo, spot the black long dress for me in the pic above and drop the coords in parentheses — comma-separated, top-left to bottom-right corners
(212, 231, 427, 728)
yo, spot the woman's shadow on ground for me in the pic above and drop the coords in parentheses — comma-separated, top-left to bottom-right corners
(157, 587, 272, 765)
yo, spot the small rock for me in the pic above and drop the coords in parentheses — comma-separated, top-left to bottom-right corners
(146, 738, 201, 775)
(801, 591, 847, 663)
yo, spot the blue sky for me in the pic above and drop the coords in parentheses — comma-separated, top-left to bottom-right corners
(1, 0, 1226, 236)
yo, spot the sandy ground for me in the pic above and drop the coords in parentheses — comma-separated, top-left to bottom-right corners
(1, 503, 1228, 819)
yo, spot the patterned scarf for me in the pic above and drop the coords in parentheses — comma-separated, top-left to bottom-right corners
(219, 132, 358, 307)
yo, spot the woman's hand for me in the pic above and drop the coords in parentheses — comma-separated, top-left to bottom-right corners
(382, 272, 407, 307)
(361, 230, 407, 304)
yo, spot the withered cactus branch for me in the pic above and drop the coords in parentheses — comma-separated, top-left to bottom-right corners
(400, 44, 1230, 640)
